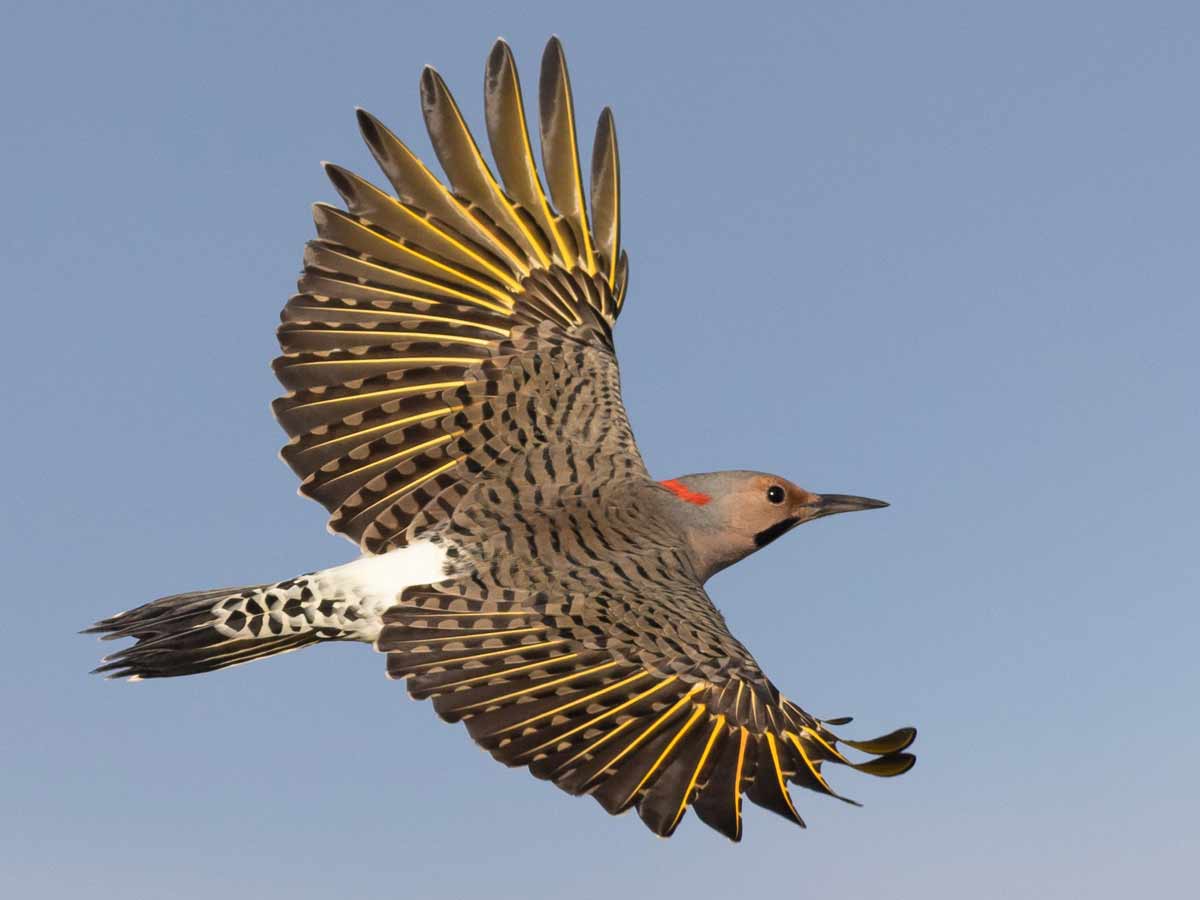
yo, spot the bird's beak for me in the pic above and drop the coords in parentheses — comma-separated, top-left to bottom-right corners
(809, 493, 890, 519)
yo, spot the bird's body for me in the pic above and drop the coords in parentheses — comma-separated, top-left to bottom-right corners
(88, 38, 916, 840)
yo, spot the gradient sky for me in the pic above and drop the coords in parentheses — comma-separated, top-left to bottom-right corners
(3, 2, 1197, 897)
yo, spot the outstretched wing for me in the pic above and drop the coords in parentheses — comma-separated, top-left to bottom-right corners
(273, 38, 640, 553)
(379, 574, 916, 841)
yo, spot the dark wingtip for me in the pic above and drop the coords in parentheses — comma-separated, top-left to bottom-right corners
(596, 107, 616, 145)
(541, 35, 566, 85)
(485, 40, 514, 99)
(488, 38, 512, 73)
(82, 617, 120, 637)
(419, 66, 440, 110)
(322, 162, 354, 199)
(844, 726, 918, 755)
(356, 108, 382, 148)
(855, 752, 917, 777)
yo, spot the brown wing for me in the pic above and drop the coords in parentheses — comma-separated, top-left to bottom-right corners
(378, 575, 917, 840)
(272, 38, 638, 553)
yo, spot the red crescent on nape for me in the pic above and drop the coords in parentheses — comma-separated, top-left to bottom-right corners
(660, 479, 712, 506)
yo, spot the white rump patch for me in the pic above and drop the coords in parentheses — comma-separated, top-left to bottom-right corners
(316, 541, 449, 641)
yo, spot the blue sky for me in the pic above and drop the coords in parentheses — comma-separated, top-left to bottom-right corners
(3, 1, 1197, 897)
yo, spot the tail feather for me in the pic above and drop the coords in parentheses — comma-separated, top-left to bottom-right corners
(86, 584, 324, 680)
(87, 546, 450, 680)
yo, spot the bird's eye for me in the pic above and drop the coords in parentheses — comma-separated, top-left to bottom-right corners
(766, 485, 786, 504)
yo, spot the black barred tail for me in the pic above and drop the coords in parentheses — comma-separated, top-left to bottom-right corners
(85, 584, 327, 680)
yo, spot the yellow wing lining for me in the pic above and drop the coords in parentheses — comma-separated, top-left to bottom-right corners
(485, 40, 572, 267)
(275, 39, 629, 551)
(538, 37, 597, 275)
(379, 587, 918, 840)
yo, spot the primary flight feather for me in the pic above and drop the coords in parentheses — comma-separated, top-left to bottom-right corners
(87, 37, 916, 841)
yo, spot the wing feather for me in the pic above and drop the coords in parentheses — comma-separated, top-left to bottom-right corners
(354, 108, 528, 272)
(590, 107, 621, 286)
(323, 162, 520, 287)
(379, 581, 917, 839)
(485, 39, 573, 267)
(692, 724, 749, 840)
(419, 66, 550, 268)
(538, 37, 597, 275)
(635, 714, 726, 837)
(277, 40, 637, 551)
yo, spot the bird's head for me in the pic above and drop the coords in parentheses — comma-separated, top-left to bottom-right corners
(658, 471, 888, 582)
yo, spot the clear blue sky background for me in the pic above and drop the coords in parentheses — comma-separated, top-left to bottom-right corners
(3, 1, 1197, 897)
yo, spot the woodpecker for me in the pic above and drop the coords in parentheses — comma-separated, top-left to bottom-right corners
(87, 37, 916, 841)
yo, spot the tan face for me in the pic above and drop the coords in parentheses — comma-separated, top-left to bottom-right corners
(729, 475, 889, 550)
(659, 471, 888, 582)
(724, 475, 813, 549)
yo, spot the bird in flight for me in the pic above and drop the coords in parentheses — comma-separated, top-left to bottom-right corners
(88, 37, 916, 840)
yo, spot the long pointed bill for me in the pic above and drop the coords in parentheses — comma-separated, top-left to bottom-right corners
(812, 493, 890, 519)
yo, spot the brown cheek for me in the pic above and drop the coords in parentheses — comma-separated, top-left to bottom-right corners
(735, 500, 765, 534)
